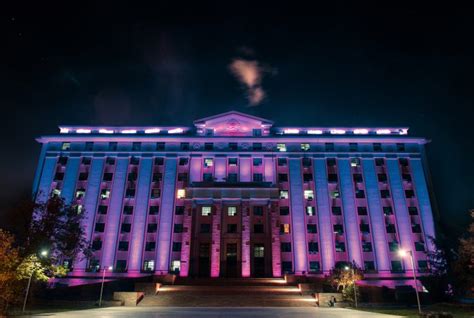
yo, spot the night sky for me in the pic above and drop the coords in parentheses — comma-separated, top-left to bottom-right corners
(1, 3, 473, 239)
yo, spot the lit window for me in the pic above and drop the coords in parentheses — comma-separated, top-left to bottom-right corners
(228, 158, 238, 166)
(280, 224, 291, 234)
(171, 260, 181, 273)
(306, 206, 315, 216)
(304, 190, 314, 200)
(277, 144, 287, 152)
(202, 206, 212, 216)
(279, 190, 289, 199)
(143, 260, 154, 272)
(177, 189, 185, 199)
(204, 158, 213, 167)
(61, 142, 71, 151)
(350, 158, 360, 167)
(330, 191, 340, 199)
(228, 207, 237, 216)
(100, 189, 110, 200)
(75, 204, 83, 214)
(75, 189, 86, 199)
(301, 143, 310, 151)
(254, 245, 264, 257)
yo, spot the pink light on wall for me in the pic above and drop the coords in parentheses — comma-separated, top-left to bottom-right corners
(211, 204, 222, 277)
(241, 203, 251, 277)
(179, 203, 193, 277)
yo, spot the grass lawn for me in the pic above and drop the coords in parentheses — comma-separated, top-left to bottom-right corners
(358, 303, 474, 317)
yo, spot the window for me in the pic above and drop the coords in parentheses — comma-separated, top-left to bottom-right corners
(127, 172, 137, 181)
(349, 144, 358, 152)
(61, 142, 71, 151)
(154, 157, 164, 165)
(174, 224, 184, 233)
(304, 190, 314, 200)
(277, 144, 287, 152)
(175, 206, 184, 215)
(278, 158, 287, 166)
(100, 189, 110, 199)
(228, 158, 238, 166)
(203, 173, 213, 182)
(280, 207, 289, 215)
(228, 206, 237, 216)
(178, 173, 188, 182)
(408, 206, 418, 215)
(373, 143, 382, 152)
(229, 143, 238, 151)
(121, 223, 131, 233)
(227, 173, 238, 183)
(375, 158, 384, 166)
(227, 224, 237, 233)
(355, 189, 365, 199)
(147, 223, 157, 233)
(391, 260, 403, 272)
(386, 224, 396, 233)
(378, 173, 388, 182)
(153, 173, 162, 182)
(253, 224, 264, 233)
(357, 207, 368, 215)
(309, 261, 320, 273)
(206, 129, 214, 136)
(405, 190, 415, 198)
(92, 240, 102, 250)
(204, 158, 213, 167)
(353, 174, 363, 183)
(412, 224, 422, 233)
(303, 173, 313, 182)
(278, 174, 288, 182)
(103, 172, 113, 181)
(145, 242, 156, 251)
(77, 172, 88, 181)
(58, 156, 68, 165)
(281, 242, 292, 252)
(108, 142, 117, 151)
(253, 129, 262, 137)
(306, 206, 315, 216)
(125, 188, 136, 198)
(156, 142, 165, 151)
(332, 206, 342, 215)
(253, 206, 263, 216)
(254, 245, 265, 257)
(179, 158, 188, 165)
(202, 206, 212, 216)
(362, 242, 372, 252)
(307, 224, 317, 233)
(118, 241, 129, 251)
(396, 143, 405, 151)
(282, 261, 292, 273)
(325, 143, 334, 151)
(123, 206, 133, 215)
(360, 224, 370, 234)
(130, 157, 140, 165)
(143, 260, 155, 272)
(331, 191, 340, 199)
(180, 142, 190, 150)
(418, 260, 428, 272)
(389, 241, 399, 252)
(54, 172, 64, 181)
(75, 188, 86, 199)
(328, 174, 338, 183)
(171, 260, 181, 273)
(132, 142, 141, 151)
(402, 174, 412, 182)
(383, 206, 393, 216)
(200, 224, 211, 233)
(335, 242, 346, 252)
(177, 189, 185, 199)
(280, 224, 290, 234)
(95, 223, 105, 232)
(333, 224, 344, 234)
(149, 206, 159, 215)
(364, 261, 375, 272)
(399, 158, 409, 166)
(51, 188, 61, 198)
(308, 242, 319, 254)
(302, 158, 312, 167)
(380, 190, 390, 198)
(253, 173, 263, 182)
(115, 260, 127, 273)
(82, 157, 91, 165)
(204, 143, 214, 150)
(279, 190, 289, 199)
(98, 205, 108, 214)
(172, 242, 182, 252)
(301, 143, 310, 151)
(253, 158, 262, 166)
(415, 242, 425, 252)
(253, 143, 262, 151)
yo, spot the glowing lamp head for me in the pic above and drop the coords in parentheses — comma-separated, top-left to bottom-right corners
(40, 250, 48, 257)
(108, 266, 113, 271)
(344, 266, 350, 271)
(398, 249, 409, 257)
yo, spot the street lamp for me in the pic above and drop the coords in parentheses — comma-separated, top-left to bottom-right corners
(344, 265, 358, 308)
(398, 249, 421, 314)
(98, 266, 113, 307)
(22, 250, 49, 313)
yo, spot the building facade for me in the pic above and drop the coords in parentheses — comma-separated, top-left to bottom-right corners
(33, 111, 436, 285)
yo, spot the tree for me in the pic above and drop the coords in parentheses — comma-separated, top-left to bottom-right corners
(327, 261, 364, 302)
(452, 209, 474, 295)
(0, 230, 22, 315)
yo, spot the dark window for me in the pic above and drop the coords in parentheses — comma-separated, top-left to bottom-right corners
(253, 143, 262, 151)
(125, 188, 136, 198)
(253, 173, 263, 182)
(153, 173, 162, 182)
(180, 142, 189, 150)
(280, 207, 290, 215)
(172, 242, 182, 252)
(357, 207, 368, 215)
(147, 223, 157, 233)
(412, 224, 422, 233)
(355, 189, 365, 198)
(303, 174, 313, 182)
(418, 260, 428, 271)
(98, 205, 108, 214)
(408, 207, 418, 215)
(327, 158, 336, 166)
(179, 158, 189, 165)
(123, 206, 133, 215)
(396, 143, 405, 151)
(253, 224, 264, 233)
(389, 241, 399, 252)
(328, 173, 338, 183)
(54, 172, 64, 181)
(302, 157, 312, 167)
(130, 157, 140, 165)
(373, 143, 382, 152)
(132, 142, 141, 151)
(149, 206, 159, 215)
(325, 143, 335, 151)
(282, 261, 292, 273)
(353, 174, 363, 183)
(332, 206, 342, 215)
(405, 190, 415, 198)
(381, 190, 390, 198)
(145, 242, 156, 251)
(92, 240, 102, 250)
(203, 173, 213, 182)
(278, 174, 288, 182)
(281, 242, 292, 252)
(200, 224, 211, 233)
(58, 156, 68, 165)
(399, 158, 409, 166)
(108, 142, 117, 151)
(335, 242, 346, 252)
(415, 242, 425, 252)
(386, 224, 396, 233)
(115, 260, 127, 272)
(82, 157, 91, 165)
(362, 242, 372, 252)
(383, 206, 393, 215)
(118, 241, 129, 251)
(174, 224, 184, 233)
(375, 158, 384, 166)
(307, 224, 317, 233)
(106, 157, 116, 165)
(308, 242, 319, 254)
(95, 223, 105, 232)
(175, 206, 184, 215)
(227, 224, 237, 233)
(154, 157, 164, 165)
(349, 143, 358, 151)
(85, 142, 94, 151)
(229, 143, 238, 151)
(151, 188, 161, 199)
(156, 142, 165, 151)
(402, 174, 412, 182)
(364, 261, 376, 271)
(253, 206, 264, 216)
(378, 173, 388, 182)
(128, 172, 137, 181)
(253, 158, 262, 166)
(334, 224, 344, 234)
(228, 158, 238, 165)
(227, 173, 238, 183)
(309, 261, 320, 273)
(391, 260, 403, 272)
(103, 172, 113, 181)
(121, 223, 131, 233)
(278, 158, 287, 166)
(360, 224, 370, 234)
(204, 143, 213, 150)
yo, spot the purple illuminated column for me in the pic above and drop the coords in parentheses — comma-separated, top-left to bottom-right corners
(60, 157, 81, 204)
(338, 159, 363, 267)
(73, 158, 104, 273)
(101, 158, 129, 269)
(155, 158, 177, 275)
(35, 156, 58, 203)
(189, 156, 202, 183)
(264, 157, 275, 183)
(288, 158, 308, 275)
(241, 201, 251, 277)
(211, 202, 222, 277)
(386, 159, 413, 271)
(179, 201, 193, 277)
(239, 157, 251, 182)
(314, 158, 335, 273)
(32, 143, 48, 197)
(362, 159, 390, 273)
(270, 201, 282, 277)
(128, 158, 153, 274)
(410, 159, 436, 251)
(214, 157, 226, 182)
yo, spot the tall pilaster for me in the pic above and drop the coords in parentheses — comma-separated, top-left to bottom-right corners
(36, 156, 57, 203)
(241, 201, 251, 277)
(270, 201, 282, 277)
(211, 202, 222, 277)
(180, 201, 193, 277)
(32, 143, 48, 198)
(60, 157, 81, 204)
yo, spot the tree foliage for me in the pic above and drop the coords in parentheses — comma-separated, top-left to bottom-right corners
(452, 209, 474, 295)
(327, 261, 364, 302)
(0, 230, 23, 314)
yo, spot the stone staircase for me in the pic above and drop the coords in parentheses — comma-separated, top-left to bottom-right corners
(137, 277, 317, 307)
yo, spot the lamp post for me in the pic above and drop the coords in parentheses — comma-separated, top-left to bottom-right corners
(22, 250, 48, 313)
(344, 265, 358, 308)
(398, 249, 421, 314)
(98, 266, 113, 307)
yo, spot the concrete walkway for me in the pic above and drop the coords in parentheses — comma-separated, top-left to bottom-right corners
(30, 307, 404, 317)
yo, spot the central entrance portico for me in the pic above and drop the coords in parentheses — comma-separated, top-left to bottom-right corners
(182, 182, 280, 278)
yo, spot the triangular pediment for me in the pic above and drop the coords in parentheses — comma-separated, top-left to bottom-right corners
(194, 111, 273, 136)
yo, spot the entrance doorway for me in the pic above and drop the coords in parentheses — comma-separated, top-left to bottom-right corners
(252, 244, 265, 277)
(198, 243, 210, 277)
(225, 243, 238, 277)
